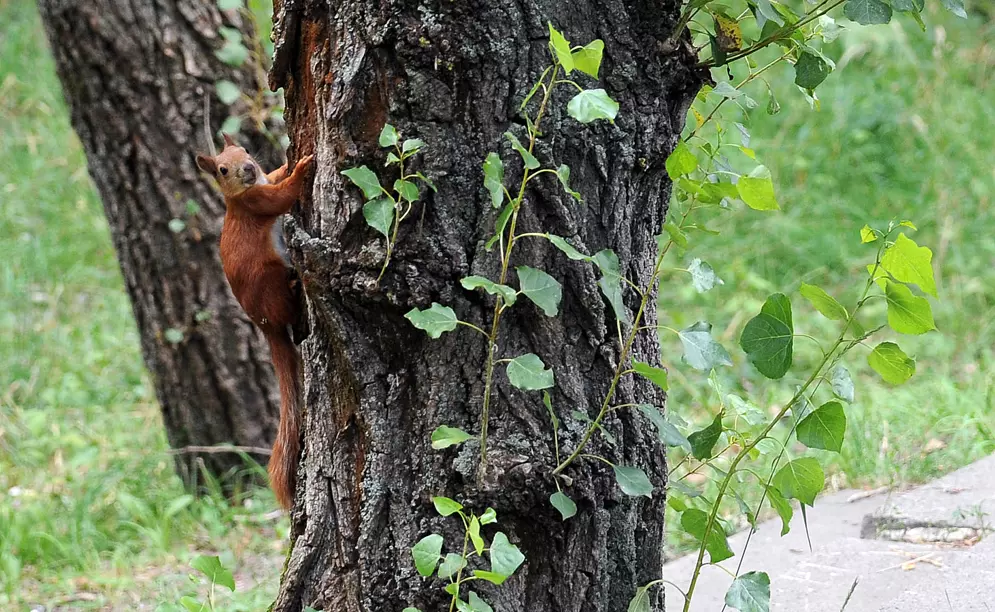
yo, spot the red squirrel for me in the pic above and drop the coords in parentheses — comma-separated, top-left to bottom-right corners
(196, 134, 314, 509)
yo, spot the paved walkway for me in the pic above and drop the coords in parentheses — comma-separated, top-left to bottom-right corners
(664, 454, 995, 611)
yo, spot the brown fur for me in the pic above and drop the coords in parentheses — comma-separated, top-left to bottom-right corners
(196, 135, 314, 509)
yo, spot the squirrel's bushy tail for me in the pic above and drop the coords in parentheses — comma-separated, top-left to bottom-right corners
(265, 328, 302, 509)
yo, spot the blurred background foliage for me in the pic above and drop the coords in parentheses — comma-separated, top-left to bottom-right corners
(1, 0, 992, 607)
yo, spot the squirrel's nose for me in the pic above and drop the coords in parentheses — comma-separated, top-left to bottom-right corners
(243, 163, 256, 176)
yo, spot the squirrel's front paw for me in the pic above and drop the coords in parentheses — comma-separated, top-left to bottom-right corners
(293, 154, 315, 176)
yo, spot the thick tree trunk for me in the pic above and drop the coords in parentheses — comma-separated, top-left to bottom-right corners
(274, 1, 700, 610)
(38, 0, 286, 489)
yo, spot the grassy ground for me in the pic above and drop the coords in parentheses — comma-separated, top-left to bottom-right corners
(0, 1, 285, 609)
(663, 6, 995, 550)
(1, 0, 992, 607)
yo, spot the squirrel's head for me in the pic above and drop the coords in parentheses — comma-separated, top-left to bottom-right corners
(196, 134, 265, 196)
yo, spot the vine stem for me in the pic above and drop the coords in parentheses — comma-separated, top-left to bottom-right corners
(697, 0, 844, 69)
(376, 151, 405, 285)
(553, 203, 695, 475)
(686, 48, 792, 142)
(682, 247, 886, 612)
(479, 62, 560, 463)
(448, 527, 471, 612)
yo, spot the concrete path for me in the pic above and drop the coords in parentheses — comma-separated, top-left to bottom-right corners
(664, 454, 995, 611)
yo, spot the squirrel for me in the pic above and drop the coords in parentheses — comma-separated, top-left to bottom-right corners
(196, 134, 314, 509)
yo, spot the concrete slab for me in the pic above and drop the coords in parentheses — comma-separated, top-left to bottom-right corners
(878, 537, 995, 612)
(663, 487, 988, 611)
(861, 453, 995, 544)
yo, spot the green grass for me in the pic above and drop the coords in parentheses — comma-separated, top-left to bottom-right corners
(662, 8, 995, 552)
(1, 0, 993, 605)
(0, 2, 286, 608)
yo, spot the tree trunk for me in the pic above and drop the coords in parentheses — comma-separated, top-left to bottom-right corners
(274, 1, 700, 610)
(38, 0, 287, 490)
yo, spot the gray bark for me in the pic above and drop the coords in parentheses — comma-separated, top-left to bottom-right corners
(274, 0, 702, 610)
(38, 0, 286, 490)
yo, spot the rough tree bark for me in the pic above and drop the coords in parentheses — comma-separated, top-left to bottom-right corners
(38, 0, 287, 488)
(274, 1, 701, 610)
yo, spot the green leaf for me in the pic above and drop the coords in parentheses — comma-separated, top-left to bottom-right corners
(438, 553, 467, 579)
(217, 0, 241, 9)
(550, 491, 577, 520)
(688, 412, 723, 460)
(868, 341, 915, 385)
(472, 570, 507, 585)
(939, 0, 967, 18)
(627, 586, 651, 612)
(884, 280, 936, 335)
(363, 197, 394, 238)
(663, 220, 688, 249)
(567, 89, 619, 124)
(737, 169, 779, 211)
(555, 164, 582, 201)
(681, 508, 734, 563)
(772, 458, 824, 506)
(893, 0, 924, 11)
(613, 465, 653, 498)
(461, 276, 517, 306)
(411, 534, 444, 577)
(516, 266, 562, 316)
(487, 200, 515, 251)
(479, 507, 497, 525)
(572, 39, 604, 78)
(386, 152, 401, 166)
(402, 138, 426, 154)
(405, 303, 458, 338)
(640, 405, 690, 451)
(860, 225, 877, 243)
(430, 425, 474, 450)
(215, 37, 249, 66)
(180, 596, 206, 612)
(844, 0, 892, 24)
(548, 23, 575, 73)
(164, 328, 184, 344)
(594, 250, 629, 324)
(415, 172, 437, 192)
(342, 166, 383, 200)
(796, 401, 846, 453)
(632, 361, 669, 391)
(548, 235, 589, 261)
(483, 153, 505, 208)
(168, 218, 186, 234)
(679, 321, 733, 371)
(767, 486, 793, 536)
(395, 179, 419, 203)
(214, 79, 241, 105)
(881, 233, 937, 297)
(468, 516, 485, 556)
(666, 141, 698, 180)
(432, 496, 463, 517)
(725, 571, 771, 612)
(794, 52, 831, 90)
(191, 555, 235, 592)
(830, 366, 855, 403)
(740, 293, 793, 379)
(799, 283, 848, 321)
(688, 258, 724, 293)
(466, 592, 494, 612)
(378, 123, 399, 147)
(489, 532, 525, 577)
(504, 131, 540, 170)
(598, 276, 628, 325)
(755, 0, 784, 25)
(402, 609, 422, 612)
(506, 354, 555, 391)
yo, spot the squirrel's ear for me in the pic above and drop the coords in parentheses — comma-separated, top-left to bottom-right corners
(196, 154, 217, 175)
(222, 133, 236, 148)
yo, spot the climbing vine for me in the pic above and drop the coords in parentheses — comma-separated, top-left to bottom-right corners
(331, 1, 959, 610)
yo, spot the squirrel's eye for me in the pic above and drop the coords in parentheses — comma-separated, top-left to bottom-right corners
(219, 166, 228, 176)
